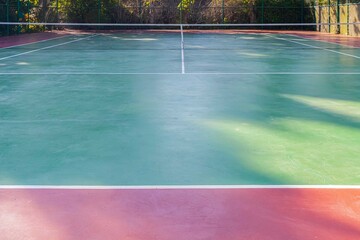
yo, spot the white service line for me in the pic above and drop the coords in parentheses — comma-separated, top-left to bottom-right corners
(0, 185, 360, 190)
(0, 72, 184, 75)
(266, 34, 360, 59)
(180, 24, 185, 74)
(0, 34, 71, 50)
(1, 72, 360, 75)
(0, 34, 97, 61)
(0, 119, 123, 123)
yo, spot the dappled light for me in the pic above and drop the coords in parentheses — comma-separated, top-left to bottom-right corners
(203, 118, 360, 184)
(282, 94, 360, 122)
(237, 51, 268, 57)
(118, 38, 158, 41)
(16, 62, 30, 65)
(0, 190, 68, 240)
(238, 36, 256, 40)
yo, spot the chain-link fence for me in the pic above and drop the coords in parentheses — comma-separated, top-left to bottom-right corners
(1, 0, 317, 36)
(314, 0, 360, 36)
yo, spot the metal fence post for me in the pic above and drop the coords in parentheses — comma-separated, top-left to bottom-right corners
(346, 0, 349, 35)
(328, 0, 330, 33)
(317, 0, 322, 32)
(6, 0, 10, 35)
(336, 0, 340, 33)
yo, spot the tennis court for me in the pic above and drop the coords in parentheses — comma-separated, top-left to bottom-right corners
(1, 24, 360, 239)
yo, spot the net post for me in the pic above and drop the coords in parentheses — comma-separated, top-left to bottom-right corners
(315, 0, 322, 32)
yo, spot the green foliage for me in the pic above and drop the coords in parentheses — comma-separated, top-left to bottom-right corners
(0, 0, 320, 35)
(66, 0, 99, 23)
(178, 0, 195, 11)
(254, 0, 316, 24)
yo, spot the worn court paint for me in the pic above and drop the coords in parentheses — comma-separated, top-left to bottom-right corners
(0, 73, 360, 185)
(0, 189, 359, 240)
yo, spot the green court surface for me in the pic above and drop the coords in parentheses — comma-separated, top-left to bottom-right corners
(1, 32, 360, 185)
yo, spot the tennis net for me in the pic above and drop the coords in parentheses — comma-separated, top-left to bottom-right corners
(0, 22, 359, 51)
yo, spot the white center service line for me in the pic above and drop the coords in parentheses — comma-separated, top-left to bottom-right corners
(0, 185, 359, 190)
(267, 34, 360, 60)
(180, 24, 185, 74)
(0, 34, 97, 61)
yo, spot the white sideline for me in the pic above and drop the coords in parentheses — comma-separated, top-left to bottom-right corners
(267, 34, 360, 59)
(287, 33, 359, 49)
(0, 35, 71, 50)
(0, 34, 97, 61)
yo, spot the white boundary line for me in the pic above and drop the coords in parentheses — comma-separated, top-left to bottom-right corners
(0, 34, 97, 61)
(0, 185, 360, 189)
(267, 34, 360, 59)
(286, 33, 359, 49)
(0, 119, 123, 123)
(180, 24, 185, 74)
(1, 72, 360, 75)
(0, 35, 71, 50)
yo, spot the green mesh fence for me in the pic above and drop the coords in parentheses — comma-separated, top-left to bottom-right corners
(0, 0, 319, 36)
(0, 3, 8, 36)
(314, 0, 360, 35)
